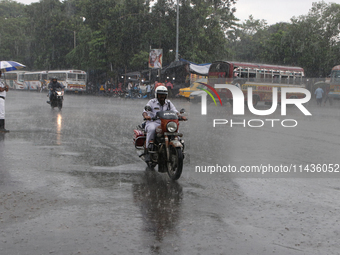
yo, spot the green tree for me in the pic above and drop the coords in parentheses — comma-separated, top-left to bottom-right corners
(25, 0, 84, 70)
(284, 2, 340, 77)
(0, 0, 27, 63)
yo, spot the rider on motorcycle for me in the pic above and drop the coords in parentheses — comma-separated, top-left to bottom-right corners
(47, 77, 64, 104)
(142, 85, 186, 162)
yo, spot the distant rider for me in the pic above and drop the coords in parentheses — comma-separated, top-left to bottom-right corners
(142, 86, 186, 161)
(47, 77, 64, 104)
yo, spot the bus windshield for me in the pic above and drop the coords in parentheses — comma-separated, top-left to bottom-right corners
(208, 62, 230, 78)
(331, 70, 340, 83)
(78, 74, 86, 81)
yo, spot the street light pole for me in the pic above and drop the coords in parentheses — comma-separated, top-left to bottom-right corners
(64, 29, 76, 49)
(73, 30, 76, 49)
(175, 0, 179, 61)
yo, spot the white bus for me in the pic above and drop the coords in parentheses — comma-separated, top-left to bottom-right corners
(3, 71, 25, 89)
(47, 70, 87, 92)
(24, 71, 48, 90)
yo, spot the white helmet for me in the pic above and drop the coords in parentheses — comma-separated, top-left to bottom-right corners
(155, 85, 168, 98)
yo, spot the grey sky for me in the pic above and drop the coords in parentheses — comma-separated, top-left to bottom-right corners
(235, 0, 318, 25)
(16, 0, 320, 26)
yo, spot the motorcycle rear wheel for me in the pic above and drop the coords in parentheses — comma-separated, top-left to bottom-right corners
(166, 146, 183, 180)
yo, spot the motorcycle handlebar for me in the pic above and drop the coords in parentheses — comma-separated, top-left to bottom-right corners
(143, 116, 188, 121)
(178, 116, 188, 121)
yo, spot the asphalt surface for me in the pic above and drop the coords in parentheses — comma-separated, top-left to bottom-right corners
(1, 90, 340, 255)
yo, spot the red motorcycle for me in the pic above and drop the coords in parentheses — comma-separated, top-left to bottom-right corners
(111, 88, 126, 98)
(133, 106, 187, 180)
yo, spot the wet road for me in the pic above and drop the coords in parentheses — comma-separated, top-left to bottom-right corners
(1, 91, 340, 255)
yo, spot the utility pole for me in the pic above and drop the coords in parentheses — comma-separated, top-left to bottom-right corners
(175, 0, 179, 61)
(74, 31, 76, 49)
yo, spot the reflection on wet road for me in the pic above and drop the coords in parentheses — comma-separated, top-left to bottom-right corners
(1, 91, 340, 254)
(133, 171, 182, 252)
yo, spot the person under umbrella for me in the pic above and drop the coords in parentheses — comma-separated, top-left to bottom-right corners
(0, 71, 9, 132)
(0, 60, 26, 133)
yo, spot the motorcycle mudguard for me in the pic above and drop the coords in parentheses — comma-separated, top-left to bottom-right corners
(133, 129, 145, 149)
(169, 140, 183, 148)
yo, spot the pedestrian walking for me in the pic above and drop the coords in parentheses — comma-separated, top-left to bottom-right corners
(323, 86, 333, 106)
(165, 80, 173, 98)
(146, 83, 151, 98)
(314, 86, 324, 106)
(127, 81, 133, 98)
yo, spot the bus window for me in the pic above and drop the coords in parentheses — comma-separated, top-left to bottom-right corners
(281, 75, 288, 84)
(19, 74, 24, 82)
(238, 68, 246, 79)
(265, 70, 272, 83)
(48, 73, 66, 81)
(249, 71, 256, 81)
(78, 74, 86, 81)
(68, 73, 77, 81)
(256, 69, 266, 83)
(273, 72, 280, 83)
(295, 73, 302, 85)
(26, 74, 40, 81)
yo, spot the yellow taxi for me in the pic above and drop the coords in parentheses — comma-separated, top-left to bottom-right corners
(178, 78, 207, 99)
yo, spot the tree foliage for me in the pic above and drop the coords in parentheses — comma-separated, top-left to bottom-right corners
(0, 0, 339, 79)
(230, 2, 340, 77)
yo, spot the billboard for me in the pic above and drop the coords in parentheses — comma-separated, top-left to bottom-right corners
(149, 49, 162, 69)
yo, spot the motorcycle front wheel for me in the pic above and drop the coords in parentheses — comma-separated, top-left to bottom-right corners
(166, 146, 183, 180)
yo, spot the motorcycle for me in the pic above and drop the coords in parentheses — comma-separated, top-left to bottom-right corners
(112, 88, 126, 98)
(48, 89, 64, 110)
(126, 87, 143, 99)
(133, 106, 187, 180)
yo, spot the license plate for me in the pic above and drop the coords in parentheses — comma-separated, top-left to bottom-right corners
(164, 132, 183, 136)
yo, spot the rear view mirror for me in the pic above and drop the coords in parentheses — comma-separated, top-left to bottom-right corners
(145, 105, 152, 111)
(180, 108, 186, 114)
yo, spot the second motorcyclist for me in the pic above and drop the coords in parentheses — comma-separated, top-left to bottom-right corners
(142, 85, 186, 162)
(47, 77, 64, 104)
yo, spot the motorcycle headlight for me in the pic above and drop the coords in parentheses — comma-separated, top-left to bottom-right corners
(166, 122, 178, 132)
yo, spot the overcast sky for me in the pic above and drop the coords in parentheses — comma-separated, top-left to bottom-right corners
(16, 0, 319, 26)
(235, 0, 317, 25)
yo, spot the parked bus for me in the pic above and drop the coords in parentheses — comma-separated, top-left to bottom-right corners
(47, 70, 87, 92)
(3, 71, 25, 89)
(329, 65, 340, 99)
(206, 61, 305, 105)
(24, 71, 48, 91)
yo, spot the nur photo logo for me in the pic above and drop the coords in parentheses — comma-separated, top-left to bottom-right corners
(196, 83, 312, 128)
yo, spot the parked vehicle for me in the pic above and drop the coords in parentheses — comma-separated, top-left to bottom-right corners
(111, 88, 126, 98)
(126, 87, 143, 98)
(178, 78, 207, 99)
